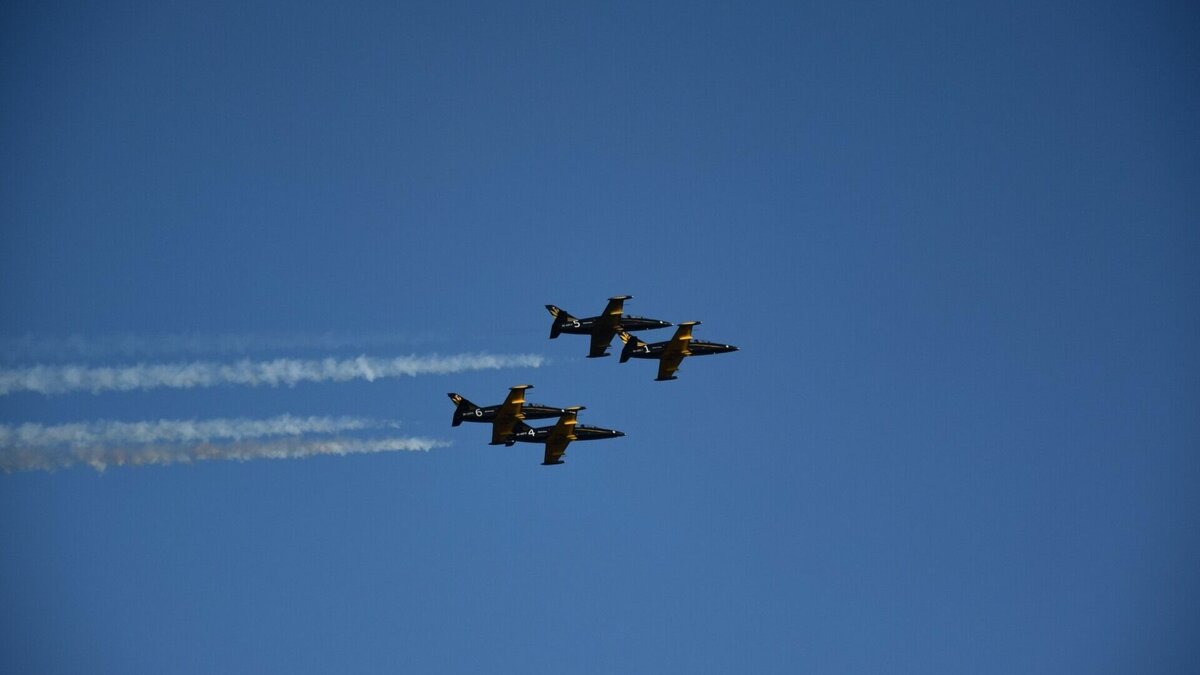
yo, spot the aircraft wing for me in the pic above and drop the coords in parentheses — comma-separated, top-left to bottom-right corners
(588, 328, 617, 357)
(661, 322, 696, 358)
(590, 297, 632, 351)
(491, 422, 518, 445)
(656, 353, 685, 381)
(498, 385, 530, 417)
(543, 408, 581, 464)
(601, 295, 630, 318)
(543, 438, 569, 465)
(491, 385, 531, 444)
(656, 322, 697, 380)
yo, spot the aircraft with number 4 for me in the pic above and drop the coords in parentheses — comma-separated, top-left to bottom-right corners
(448, 385, 573, 446)
(545, 295, 672, 358)
(508, 407, 625, 466)
(617, 321, 739, 381)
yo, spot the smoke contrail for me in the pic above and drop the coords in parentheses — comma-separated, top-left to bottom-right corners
(0, 353, 546, 396)
(0, 414, 397, 448)
(0, 331, 437, 362)
(1, 435, 449, 473)
(1, 415, 447, 472)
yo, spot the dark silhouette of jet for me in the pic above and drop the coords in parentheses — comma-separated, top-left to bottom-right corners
(447, 385, 571, 446)
(508, 407, 625, 466)
(545, 295, 671, 358)
(617, 322, 738, 381)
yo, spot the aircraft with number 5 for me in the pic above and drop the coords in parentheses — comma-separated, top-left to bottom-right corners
(617, 321, 739, 381)
(447, 385, 572, 446)
(545, 295, 672, 358)
(509, 407, 625, 465)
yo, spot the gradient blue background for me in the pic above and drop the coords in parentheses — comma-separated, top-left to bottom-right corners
(2, 1, 1198, 672)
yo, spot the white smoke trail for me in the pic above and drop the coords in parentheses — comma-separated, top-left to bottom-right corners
(0, 353, 545, 396)
(1, 435, 449, 473)
(0, 331, 436, 362)
(0, 415, 396, 448)
(0, 415, 447, 472)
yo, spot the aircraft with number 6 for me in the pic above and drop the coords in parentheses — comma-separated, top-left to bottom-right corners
(509, 407, 625, 466)
(447, 385, 572, 446)
(617, 321, 739, 381)
(545, 295, 672, 358)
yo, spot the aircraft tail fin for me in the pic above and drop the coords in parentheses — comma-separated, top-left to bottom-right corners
(448, 393, 477, 427)
(546, 305, 575, 339)
(618, 331, 643, 363)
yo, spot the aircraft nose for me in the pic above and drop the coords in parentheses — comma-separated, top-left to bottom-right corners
(613, 430, 625, 437)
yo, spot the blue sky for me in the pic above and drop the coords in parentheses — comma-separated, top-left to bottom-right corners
(2, 1, 1198, 672)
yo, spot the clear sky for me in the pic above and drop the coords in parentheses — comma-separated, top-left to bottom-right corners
(2, 1, 1198, 672)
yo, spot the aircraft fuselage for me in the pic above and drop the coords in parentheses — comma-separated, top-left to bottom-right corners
(552, 315, 671, 336)
(623, 339, 739, 359)
(455, 402, 569, 423)
(510, 425, 625, 443)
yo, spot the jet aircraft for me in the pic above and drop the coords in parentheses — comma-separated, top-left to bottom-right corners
(618, 321, 739, 381)
(508, 407, 625, 465)
(448, 385, 572, 446)
(545, 295, 672, 358)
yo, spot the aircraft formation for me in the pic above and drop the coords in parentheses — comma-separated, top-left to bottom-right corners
(448, 296, 738, 465)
